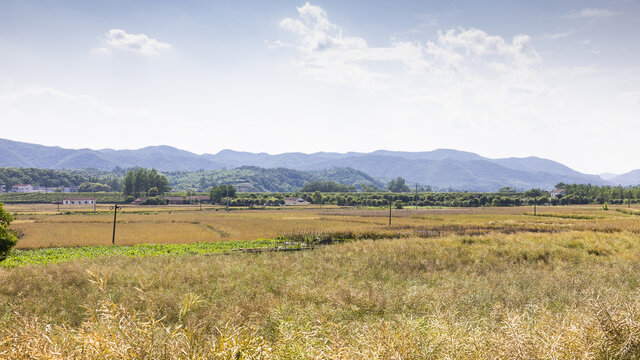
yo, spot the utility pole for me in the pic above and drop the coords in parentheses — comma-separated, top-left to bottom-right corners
(388, 197, 392, 226)
(225, 186, 230, 212)
(110, 204, 122, 245)
(415, 184, 418, 210)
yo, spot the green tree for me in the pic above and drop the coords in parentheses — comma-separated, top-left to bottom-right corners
(312, 191, 323, 204)
(209, 185, 237, 204)
(0, 203, 18, 261)
(393, 200, 404, 209)
(498, 187, 517, 194)
(78, 182, 111, 192)
(122, 168, 169, 197)
(387, 177, 410, 192)
(524, 188, 544, 216)
(361, 184, 376, 192)
(123, 171, 135, 196)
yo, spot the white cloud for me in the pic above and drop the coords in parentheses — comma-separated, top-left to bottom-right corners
(566, 8, 618, 19)
(279, 3, 367, 53)
(273, 2, 539, 93)
(428, 28, 539, 67)
(275, 3, 432, 88)
(94, 29, 171, 55)
(270, 3, 578, 141)
(264, 40, 293, 49)
(541, 31, 573, 41)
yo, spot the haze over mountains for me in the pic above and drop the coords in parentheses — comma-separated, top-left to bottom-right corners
(1, 138, 637, 191)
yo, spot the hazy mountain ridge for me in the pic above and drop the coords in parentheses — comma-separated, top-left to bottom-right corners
(608, 169, 640, 187)
(0, 138, 627, 191)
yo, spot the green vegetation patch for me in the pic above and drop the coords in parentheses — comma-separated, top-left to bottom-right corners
(0, 192, 124, 204)
(523, 213, 600, 220)
(616, 208, 640, 216)
(1, 239, 295, 268)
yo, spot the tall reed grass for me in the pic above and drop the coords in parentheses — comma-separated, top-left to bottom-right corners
(3, 229, 640, 358)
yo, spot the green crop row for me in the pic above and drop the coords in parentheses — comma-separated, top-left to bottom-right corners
(1, 238, 300, 268)
(0, 192, 124, 204)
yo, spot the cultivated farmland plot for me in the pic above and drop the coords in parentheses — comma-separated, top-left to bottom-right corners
(1, 204, 640, 358)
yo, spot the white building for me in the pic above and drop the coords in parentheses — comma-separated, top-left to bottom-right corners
(63, 197, 96, 205)
(550, 189, 567, 197)
(0, 184, 5, 193)
(284, 197, 310, 205)
(12, 184, 33, 193)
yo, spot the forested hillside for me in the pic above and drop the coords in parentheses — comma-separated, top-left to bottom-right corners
(0, 166, 382, 193)
(164, 166, 383, 192)
(0, 168, 123, 191)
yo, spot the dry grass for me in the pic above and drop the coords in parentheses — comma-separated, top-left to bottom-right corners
(1, 228, 640, 358)
(8, 206, 404, 249)
(8, 203, 640, 249)
(3, 204, 640, 358)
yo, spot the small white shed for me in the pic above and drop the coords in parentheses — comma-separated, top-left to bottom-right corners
(63, 197, 96, 205)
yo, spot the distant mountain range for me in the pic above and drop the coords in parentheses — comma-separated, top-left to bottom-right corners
(1, 138, 637, 191)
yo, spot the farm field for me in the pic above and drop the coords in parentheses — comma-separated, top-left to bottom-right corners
(6, 203, 640, 249)
(1, 204, 640, 358)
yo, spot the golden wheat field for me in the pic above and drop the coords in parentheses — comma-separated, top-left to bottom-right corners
(2, 203, 640, 358)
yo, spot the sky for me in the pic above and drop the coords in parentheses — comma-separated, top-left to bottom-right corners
(0, 0, 639, 174)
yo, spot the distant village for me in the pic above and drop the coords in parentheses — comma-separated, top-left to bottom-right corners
(0, 184, 79, 193)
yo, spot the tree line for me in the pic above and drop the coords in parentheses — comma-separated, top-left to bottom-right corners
(206, 184, 640, 208)
(0, 168, 122, 192)
(555, 183, 640, 204)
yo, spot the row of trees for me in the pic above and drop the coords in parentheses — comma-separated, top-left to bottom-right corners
(122, 168, 170, 198)
(192, 190, 547, 208)
(300, 177, 431, 193)
(0, 168, 122, 191)
(209, 186, 640, 208)
(557, 183, 640, 204)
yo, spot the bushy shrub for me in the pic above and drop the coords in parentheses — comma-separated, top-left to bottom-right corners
(0, 203, 18, 261)
(143, 197, 158, 205)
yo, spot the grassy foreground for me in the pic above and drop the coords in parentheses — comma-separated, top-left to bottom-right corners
(2, 230, 640, 358)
